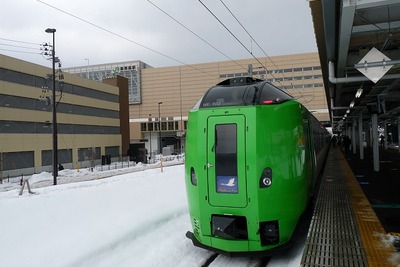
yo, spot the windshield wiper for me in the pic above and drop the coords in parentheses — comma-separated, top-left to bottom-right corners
(252, 86, 259, 105)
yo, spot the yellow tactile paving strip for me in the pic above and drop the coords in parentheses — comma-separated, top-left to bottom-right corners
(338, 149, 399, 266)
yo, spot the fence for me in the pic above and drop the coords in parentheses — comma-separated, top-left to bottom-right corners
(0, 154, 185, 182)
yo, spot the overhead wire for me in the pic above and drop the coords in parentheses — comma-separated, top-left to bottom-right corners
(0, 37, 44, 56)
(198, 1, 288, 88)
(0, 48, 42, 55)
(0, 37, 41, 46)
(0, 42, 41, 51)
(197, 0, 254, 57)
(35, 0, 213, 76)
(147, 0, 248, 73)
(217, 0, 310, 100)
(218, 1, 286, 77)
(197, 0, 297, 93)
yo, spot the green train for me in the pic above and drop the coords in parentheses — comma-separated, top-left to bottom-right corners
(185, 77, 330, 255)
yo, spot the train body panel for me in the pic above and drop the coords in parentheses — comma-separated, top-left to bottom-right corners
(185, 77, 329, 253)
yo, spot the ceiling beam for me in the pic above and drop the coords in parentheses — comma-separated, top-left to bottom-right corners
(337, 0, 356, 77)
(352, 21, 400, 34)
(353, 0, 400, 10)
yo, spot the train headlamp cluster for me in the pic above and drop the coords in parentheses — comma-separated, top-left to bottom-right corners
(190, 167, 197, 186)
(260, 167, 272, 188)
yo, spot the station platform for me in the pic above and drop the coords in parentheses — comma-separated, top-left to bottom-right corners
(301, 146, 399, 267)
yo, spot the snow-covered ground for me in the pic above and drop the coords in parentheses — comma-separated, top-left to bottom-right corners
(0, 160, 312, 267)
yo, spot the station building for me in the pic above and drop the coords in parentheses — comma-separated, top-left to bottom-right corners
(64, 60, 152, 104)
(131, 52, 328, 158)
(1, 51, 328, 175)
(0, 54, 130, 177)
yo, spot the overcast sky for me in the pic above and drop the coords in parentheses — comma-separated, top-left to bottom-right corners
(1, 0, 317, 69)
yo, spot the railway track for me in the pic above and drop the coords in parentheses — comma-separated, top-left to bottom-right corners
(201, 253, 219, 267)
(200, 253, 271, 267)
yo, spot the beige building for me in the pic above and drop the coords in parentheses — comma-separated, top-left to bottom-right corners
(130, 52, 328, 157)
(0, 52, 327, 175)
(0, 54, 129, 177)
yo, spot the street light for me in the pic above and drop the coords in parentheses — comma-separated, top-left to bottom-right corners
(45, 28, 58, 185)
(84, 58, 90, 78)
(149, 114, 152, 161)
(158, 102, 163, 154)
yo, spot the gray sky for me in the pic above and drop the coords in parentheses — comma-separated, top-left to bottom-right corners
(0, 0, 317, 69)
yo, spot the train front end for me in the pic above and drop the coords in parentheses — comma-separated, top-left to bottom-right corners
(185, 77, 314, 254)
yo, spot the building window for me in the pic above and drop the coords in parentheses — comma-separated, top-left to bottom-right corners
(148, 122, 154, 131)
(2, 151, 34, 171)
(168, 121, 174, 130)
(78, 147, 100, 162)
(105, 146, 120, 157)
(141, 123, 147, 132)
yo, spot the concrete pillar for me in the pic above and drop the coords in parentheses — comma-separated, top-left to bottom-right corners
(383, 120, 388, 149)
(398, 116, 400, 153)
(359, 114, 364, 160)
(372, 114, 379, 172)
(352, 121, 356, 154)
(369, 123, 373, 148)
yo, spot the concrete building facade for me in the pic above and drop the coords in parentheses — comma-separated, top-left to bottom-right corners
(0, 54, 129, 178)
(64, 60, 152, 104)
(130, 52, 328, 158)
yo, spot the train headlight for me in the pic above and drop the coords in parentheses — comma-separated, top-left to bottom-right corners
(262, 177, 272, 187)
(190, 167, 197, 186)
(260, 167, 272, 188)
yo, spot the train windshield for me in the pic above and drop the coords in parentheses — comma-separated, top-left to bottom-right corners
(201, 86, 247, 108)
(199, 79, 293, 108)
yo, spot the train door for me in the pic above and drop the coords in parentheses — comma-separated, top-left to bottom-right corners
(303, 118, 316, 194)
(206, 115, 248, 208)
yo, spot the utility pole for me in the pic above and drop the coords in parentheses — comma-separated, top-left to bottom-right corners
(248, 64, 253, 76)
(45, 28, 58, 185)
(0, 152, 3, 184)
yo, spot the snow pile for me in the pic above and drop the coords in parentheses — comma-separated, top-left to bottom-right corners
(0, 156, 184, 192)
(1, 162, 303, 267)
(0, 165, 201, 267)
(375, 232, 400, 266)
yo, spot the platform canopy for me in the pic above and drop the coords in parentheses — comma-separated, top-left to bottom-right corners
(309, 0, 400, 133)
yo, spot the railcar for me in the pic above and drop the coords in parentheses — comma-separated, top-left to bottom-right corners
(185, 77, 329, 254)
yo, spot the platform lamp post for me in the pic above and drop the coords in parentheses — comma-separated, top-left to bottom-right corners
(149, 114, 152, 161)
(46, 28, 58, 185)
(158, 102, 163, 154)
